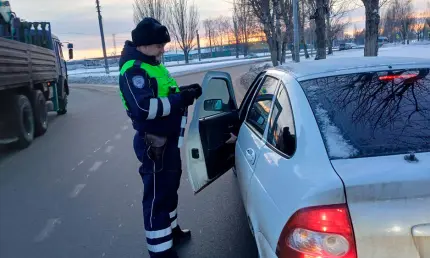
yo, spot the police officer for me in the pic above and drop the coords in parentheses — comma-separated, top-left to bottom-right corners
(118, 18, 202, 258)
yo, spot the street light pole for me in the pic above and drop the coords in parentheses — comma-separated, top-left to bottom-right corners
(96, 0, 110, 74)
(293, 0, 300, 62)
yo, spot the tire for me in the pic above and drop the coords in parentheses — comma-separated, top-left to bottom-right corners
(30, 90, 48, 136)
(11, 95, 35, 149)
(57, 94, 68, 115)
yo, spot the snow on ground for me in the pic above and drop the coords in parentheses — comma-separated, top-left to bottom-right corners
(69, 54, 270, 75)
(332, 43, 430, 59)
(69, 56, 271, 84)
(70, 44, 430, 85)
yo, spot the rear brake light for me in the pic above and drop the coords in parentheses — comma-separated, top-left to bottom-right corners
(379, 74, 417, 80)
(276, 204, 357, 258)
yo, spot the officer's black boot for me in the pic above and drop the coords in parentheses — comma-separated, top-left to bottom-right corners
(173, 226, 191, 248)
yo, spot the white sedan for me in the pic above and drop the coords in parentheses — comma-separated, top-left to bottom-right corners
(186, 57, 430, 258)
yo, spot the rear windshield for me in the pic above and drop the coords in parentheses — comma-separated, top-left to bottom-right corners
(300, 68, 430, 159)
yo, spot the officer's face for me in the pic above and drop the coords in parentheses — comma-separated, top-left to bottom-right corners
(140, 43, 166, 61)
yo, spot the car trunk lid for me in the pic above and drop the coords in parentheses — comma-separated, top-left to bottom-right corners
(331, 152, 430, 258)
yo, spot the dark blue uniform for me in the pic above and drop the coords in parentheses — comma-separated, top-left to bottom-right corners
(119, 41, 186, 257)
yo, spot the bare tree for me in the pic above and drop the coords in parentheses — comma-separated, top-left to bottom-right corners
(326, 0, 352, 54)
(300, 0, 310, 59)
(360, 0, 390, 56)
(248, 0, 279, 65)
(233, 15, 241, 58)
(427, 2, 430, 29)
(133, 0, 167, 24)
(311, 0, 327, 59)
(203, 19, 215, 56)
(219, 17, 232, 45)
(354, 28, 366, 44)
(214, 16, 230, 47)
(381, 5, 397, 42)
(396, 0, 414, 44)
(279, 0, 293, 62)
(167, 0, 199, 64)
(415, 16, 425, 41)
(232, 0, 253, 56)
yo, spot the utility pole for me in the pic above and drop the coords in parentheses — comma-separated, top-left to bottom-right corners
(293, 0, 300, 62)
(196, 30, 201, 61)
(96, 0, 109, 74)
(112, 33, 117, 56)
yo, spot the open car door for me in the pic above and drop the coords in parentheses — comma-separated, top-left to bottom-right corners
(186, 71, 240, 193)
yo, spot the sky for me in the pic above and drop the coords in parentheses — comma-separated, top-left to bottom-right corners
(11, 0, 427, 60)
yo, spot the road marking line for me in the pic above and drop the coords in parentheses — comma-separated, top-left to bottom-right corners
(105, 140, 111, 145)
(105, 146, 114, 153)
(94, 147, 101, 153)
(34, 218, 61, 242)
(89, 161, 103, 172)
(70, 184, 86, 198)
(114, 134, 122, 140)
(78, 161, 84, 166)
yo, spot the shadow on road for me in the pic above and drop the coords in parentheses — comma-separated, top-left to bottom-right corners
(0, 113, 58, 163)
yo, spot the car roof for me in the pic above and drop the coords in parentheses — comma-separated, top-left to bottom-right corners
(272, 57, 430, 80)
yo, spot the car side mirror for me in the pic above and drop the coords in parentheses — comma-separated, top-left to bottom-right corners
(204, 99, 224, 112)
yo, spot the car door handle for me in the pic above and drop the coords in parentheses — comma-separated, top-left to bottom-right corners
(246, 148, 256, 165)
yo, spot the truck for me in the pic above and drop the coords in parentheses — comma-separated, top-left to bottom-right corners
(0, 0, 73, 149)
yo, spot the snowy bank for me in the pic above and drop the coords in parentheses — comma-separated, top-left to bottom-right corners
(69, 57, 271, 85)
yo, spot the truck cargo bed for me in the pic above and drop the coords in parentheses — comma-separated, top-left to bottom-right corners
(0, 37, 57, 90)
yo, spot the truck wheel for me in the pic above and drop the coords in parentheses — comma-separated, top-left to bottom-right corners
(30, 90, 48, 136)
(57, 94, 68, 115)
(11, 95, 35, 149)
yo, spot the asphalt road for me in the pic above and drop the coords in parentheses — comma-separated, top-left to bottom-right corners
(0, 63, 261, 258)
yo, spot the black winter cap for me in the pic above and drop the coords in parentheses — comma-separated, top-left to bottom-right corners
(132, 17, 171, 46)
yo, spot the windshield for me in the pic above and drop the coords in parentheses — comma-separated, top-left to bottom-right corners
(300, 68, 430, 159)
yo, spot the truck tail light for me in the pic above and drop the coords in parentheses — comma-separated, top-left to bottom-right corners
(276, 204, 357, 258)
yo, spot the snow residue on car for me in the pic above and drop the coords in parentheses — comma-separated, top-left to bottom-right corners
(315, 105, 359, 159)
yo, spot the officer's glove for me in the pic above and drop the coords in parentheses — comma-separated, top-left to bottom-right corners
(180, 84, 202, 99)
(179, 83, 201, 92)
(180, 89, 199, 107)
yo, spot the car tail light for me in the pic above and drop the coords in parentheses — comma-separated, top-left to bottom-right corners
(379, 74, 417, 81)
(276, 204, 357, 258)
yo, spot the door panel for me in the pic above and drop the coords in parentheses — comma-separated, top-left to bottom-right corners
(235, 124, 265, 212)
(186, 71, 239, 193)
(199, 111, 238, 179)
(236, 75, 280, 211)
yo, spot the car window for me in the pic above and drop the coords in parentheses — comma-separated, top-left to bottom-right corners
(239, 72, 265, 122)
(267, 83, 296, 157)
(245, 76, 279, 136)
(57, 43, 64, 58)
(300, 69, 430, 159)
(199, 78, 234, 118)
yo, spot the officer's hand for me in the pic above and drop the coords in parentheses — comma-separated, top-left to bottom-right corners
(180, 84, 202, 99)
(179, 89, 197, 107)
(179, 83, 200, 91)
